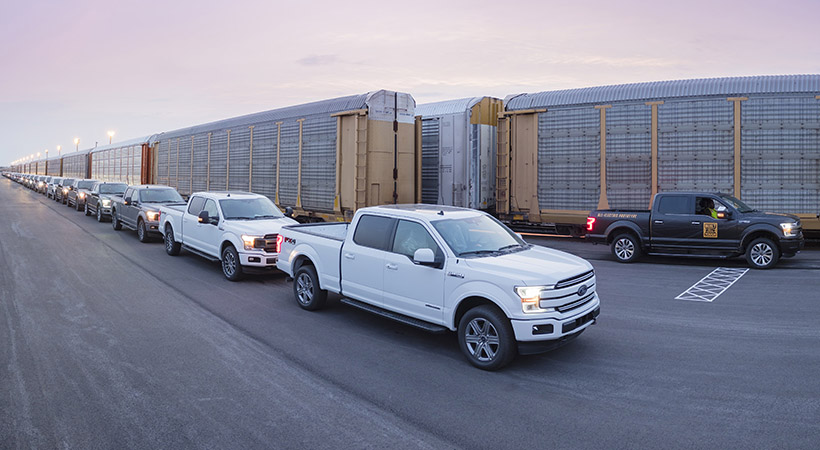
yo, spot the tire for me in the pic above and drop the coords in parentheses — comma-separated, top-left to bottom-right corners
(746, 237, 780, 269)
(293, 265, 327, 311)
(164, 225, 181, 256)
(457, 305, 517, 371)
(84, 202, 91, 216)
(112, 210, 122, 230)
(76, 200, 83, 211)
(611, 233, 641, 263)
(221, 245, 244, 281)
(137, 219, 149, 243)
(96, 206, 104, 222)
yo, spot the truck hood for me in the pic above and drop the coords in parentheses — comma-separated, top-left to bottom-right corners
(462, 246, 593, 285)
(740, 211, 801, 223)
(224, 217, 299, 236)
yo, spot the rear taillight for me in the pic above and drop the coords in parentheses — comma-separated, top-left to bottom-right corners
(586, 217, 596, 232)
(276, 234, 284, 253)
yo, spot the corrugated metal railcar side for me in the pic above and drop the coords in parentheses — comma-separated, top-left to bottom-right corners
(61, 150, 92, 179)
(500, 75, 820, 234)
(89, 136, 153, 185)
(150, 90, 416, 221)
(414, 97, 502, 210)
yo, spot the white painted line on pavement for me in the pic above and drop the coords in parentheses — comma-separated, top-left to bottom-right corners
(675, 267, 749, 302)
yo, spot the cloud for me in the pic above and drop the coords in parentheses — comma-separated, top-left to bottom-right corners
(297, 55, 340, 66)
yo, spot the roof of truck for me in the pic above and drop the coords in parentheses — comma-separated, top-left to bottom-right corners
(361, 204, 486, 221)
(190, 191, 266, 200)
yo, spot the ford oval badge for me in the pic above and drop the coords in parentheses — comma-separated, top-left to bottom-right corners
(577, 285, 588, 297)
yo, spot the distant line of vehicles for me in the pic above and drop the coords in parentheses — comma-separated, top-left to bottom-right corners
(4, 172, 601, 370)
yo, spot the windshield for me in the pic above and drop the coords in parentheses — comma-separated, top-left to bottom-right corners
(719, 194, 755, 213)
(219, 197, 285, 220)
(61, 178, 75, 186)
(99, 183, 127, 194)
(78, 181, 96, 189)
(51, 178, 63, 184)
(140, 188, 183, 203)
(431, 214, 527, 257)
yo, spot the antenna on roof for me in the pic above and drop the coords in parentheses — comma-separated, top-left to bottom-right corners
(438, 210, 444, 215)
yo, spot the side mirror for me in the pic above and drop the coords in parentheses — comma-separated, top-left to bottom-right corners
(285, 206, 294, 218)
(198, 210, 209, 223)
(413, 248, 436, 266)
(123, 197, 131, 206)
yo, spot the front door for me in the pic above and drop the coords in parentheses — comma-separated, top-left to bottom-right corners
(382, 219, 446, 324)
(690, 196, 739, 252)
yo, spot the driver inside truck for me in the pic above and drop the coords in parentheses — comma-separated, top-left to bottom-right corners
(697, 198, 718, 219)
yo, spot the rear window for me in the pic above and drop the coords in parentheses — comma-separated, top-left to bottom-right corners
(657, 196, 691, 214)
(352, 215, 397, 251)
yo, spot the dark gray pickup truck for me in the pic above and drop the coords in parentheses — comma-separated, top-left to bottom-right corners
(586, 192, 804, 269)
(111, 185, 185, 243)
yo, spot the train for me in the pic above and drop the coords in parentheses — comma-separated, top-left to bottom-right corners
(11, 75, 820, 234)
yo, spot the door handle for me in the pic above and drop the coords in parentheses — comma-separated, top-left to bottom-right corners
(343, 253, 355, 260)
(691, 221, 701, 225)
(654, 220, 664, 224)
(386, 263, 398, 270)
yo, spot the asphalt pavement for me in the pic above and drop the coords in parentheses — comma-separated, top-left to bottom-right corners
(2, 177, 819, 449)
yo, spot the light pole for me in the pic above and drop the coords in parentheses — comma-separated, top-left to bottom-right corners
(74, 138, 79, 151)
(107, 131, 115, 144)
(57, 145, 62, 156)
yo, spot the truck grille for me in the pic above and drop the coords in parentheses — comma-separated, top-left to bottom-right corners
(555, 270, 594, 289)
(556, 293, 595, 313)
(260, 234, 278, 253)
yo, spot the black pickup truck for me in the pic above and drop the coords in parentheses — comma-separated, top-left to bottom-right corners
(586, 192, 804, 269)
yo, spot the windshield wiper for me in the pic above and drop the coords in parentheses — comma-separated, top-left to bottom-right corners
(227, 216, 253, 220)
(254, 214, 281, 219)
(498, 244, 526, 252)
(458, 250, 501, 257)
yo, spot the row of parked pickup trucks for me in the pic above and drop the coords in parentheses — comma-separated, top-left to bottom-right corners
(7, 172, 601, 370)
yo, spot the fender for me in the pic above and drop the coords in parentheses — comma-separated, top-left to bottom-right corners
(604, 220, 645, 244)
(445, 280, 516, 331)
(739, 223, 783, 249)
(287, 241, 341, 293)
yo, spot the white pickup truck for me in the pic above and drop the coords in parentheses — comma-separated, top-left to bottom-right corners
(276, 204, 601, 370)
(159, 191, 298, 280)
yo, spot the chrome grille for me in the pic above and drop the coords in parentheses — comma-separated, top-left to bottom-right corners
(556, 293, 595, 313)
(555, 270, 594, 289)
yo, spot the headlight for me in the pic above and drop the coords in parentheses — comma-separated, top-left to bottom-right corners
(241, 234, 264, 251)
(780, 222, 799, 237)
(101, 199, 111, 207)
(79, 193, 86, 199)
(515, 286, 554, 314)
(145, 211, 159, 221)
(62, 188, 68, 193)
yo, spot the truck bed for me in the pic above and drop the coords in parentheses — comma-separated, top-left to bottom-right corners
(283, 222, 349, 241)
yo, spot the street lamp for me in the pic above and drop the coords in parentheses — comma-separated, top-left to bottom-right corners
(74, 138, 80, 151)
(107, 130, 115, 144)
(57, 145, 61, 156)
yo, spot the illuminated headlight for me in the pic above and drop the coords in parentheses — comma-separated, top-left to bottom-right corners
(79, 193, 86, 199)
(101, 199, 111, 207)
(241, 234, 264, 251)
(780, 222, 799, 237)
(515, 286, 554, 314)
(62, 188, 68, 193)
(145, 211, 159, 222)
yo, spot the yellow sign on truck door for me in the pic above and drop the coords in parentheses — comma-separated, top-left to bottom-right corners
(703, 222, 718, 238)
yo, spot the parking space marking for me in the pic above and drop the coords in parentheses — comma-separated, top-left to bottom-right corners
(675, 267, 749, 302)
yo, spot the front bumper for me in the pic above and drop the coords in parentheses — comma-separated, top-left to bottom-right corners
(239, 250, 279, 268)
(510, 297, 600, 344)
(780, 236, 804, 256)
(145, 220, 161, 235)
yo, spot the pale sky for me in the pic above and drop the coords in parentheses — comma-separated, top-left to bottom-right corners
(3, 0, 819, 165)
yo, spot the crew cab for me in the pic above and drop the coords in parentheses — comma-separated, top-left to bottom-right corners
(111, 185, 184, 243)
(159, 191, 298, 280)
(586, 192, 804, 269)
(66, 179, 99, 211)
(277, 204, 600, 371)
(85, 182, 128, 221)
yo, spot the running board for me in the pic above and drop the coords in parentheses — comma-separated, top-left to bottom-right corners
(340, 298, 448, 334)
(647, 252, 735, 259)
(182, 244, 220, 262)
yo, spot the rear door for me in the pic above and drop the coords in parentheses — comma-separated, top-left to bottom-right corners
(650, 195, 697, 249)
(182, 196, 206, 249)
(340, 214, 396, 307)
